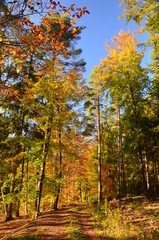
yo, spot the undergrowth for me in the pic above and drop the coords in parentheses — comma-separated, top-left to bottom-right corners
(65, 218, 84, 240)
(88, 198, 159, 240)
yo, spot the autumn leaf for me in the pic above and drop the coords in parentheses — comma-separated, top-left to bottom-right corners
(16, 19, 21, 24)
(71, 5, 75, 11)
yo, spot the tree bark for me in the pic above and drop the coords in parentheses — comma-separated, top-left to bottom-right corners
(25, 159, 29, 215)
(54, 130, 62, 210)
(138, 147, 147, 196)
(16, 156, 25, 217)
(117, 104, 121, 198)
(5, 172, 15, 221)
(35, 119, 52, 214)
(145, 153, 150, 197)
(117, 104, 126, 197)
(97, 93, 101, 203)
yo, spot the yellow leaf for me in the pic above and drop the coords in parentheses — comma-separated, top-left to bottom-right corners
(72, 28, 76, 34)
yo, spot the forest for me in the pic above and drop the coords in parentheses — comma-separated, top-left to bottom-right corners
(0, 0, 159, 239)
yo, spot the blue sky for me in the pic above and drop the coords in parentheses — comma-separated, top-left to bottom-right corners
(60, 0, 150, 80)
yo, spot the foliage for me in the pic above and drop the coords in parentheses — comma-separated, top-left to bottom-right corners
(66, 218, 83, 240)
(0, 0, 158, 232)
(89, 198, 159, 239)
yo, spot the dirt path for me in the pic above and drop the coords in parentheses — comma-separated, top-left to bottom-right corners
(0, 203, 100, 240)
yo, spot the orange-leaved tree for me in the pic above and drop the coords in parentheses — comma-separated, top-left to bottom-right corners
(0, 1, 89, 220)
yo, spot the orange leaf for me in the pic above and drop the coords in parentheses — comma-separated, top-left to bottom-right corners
(71, 5, 75, 11)
(72, 19, 76, 24)
(61, 23, 65, 29)
(16, 19, 20, 24)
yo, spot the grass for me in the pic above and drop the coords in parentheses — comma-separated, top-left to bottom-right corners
(66, 218, 84, 240)
(65, 205, 84, 240)
(88, 197, 159, 240)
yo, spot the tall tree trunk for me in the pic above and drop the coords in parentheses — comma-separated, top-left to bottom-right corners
(138, 147, 147, 196)
(117, 104, 126, 197)
(1, 191, 8, 217)
(97, 93, 101, 203)
(5, 172, 15, 221)
(16, 156, 25, 217)
(72, 178, 75, 202)
(35, 120, 52, 214)
(129, 85, 147, 196)
(121, 156, 126, 196)
(15, 108, 25, 217)
(54, 130, 62, 210)
(79, 182, 82, 202)
(25, 159, 29, 215)
(145, 152, 150, 197)
(117, 104, 121, 198)
(118, 159, 121, 198)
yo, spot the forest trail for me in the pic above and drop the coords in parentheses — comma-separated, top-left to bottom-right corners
(0, 203, 102, 240)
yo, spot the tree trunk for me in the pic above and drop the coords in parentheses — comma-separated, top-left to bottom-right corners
(117, 104, 126, 197)
(118, 159, 121, 198)
(145, 153, 150, 197)
(35, 122, 52, 214)
(25, 159, 29, 215)
(129, 85, 147, 196)
(16, 156, 25, 217)
(79, 183, 82, 202)
(5, 173, 15, 221)
(1, 191, 8, 217)
(97, 93, 101, 203)
(54, 130, 62, 210)
(15, 108, 25, 217)
(5, 203, 13, 222)
(139, 147, 147, 196)
(117, 104, 121, 198)
(121, 156, 126, 196)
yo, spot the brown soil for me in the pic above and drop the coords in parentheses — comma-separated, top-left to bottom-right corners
(1, 199, 158, 240)
(0, 203, 99, 240)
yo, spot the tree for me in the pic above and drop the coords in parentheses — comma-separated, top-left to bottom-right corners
(86, 66, 105, 203)
(100, 30, 149, 196)
(0, 1, 89, 220)
(120, 0, 159, 198)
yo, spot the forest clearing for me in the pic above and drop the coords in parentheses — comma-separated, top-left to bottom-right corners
(0, 0, 159, 239)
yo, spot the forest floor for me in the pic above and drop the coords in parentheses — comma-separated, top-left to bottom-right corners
(0, 197, 159, 240)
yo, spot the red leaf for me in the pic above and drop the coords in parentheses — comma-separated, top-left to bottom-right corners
(71, 5, 75, 11)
